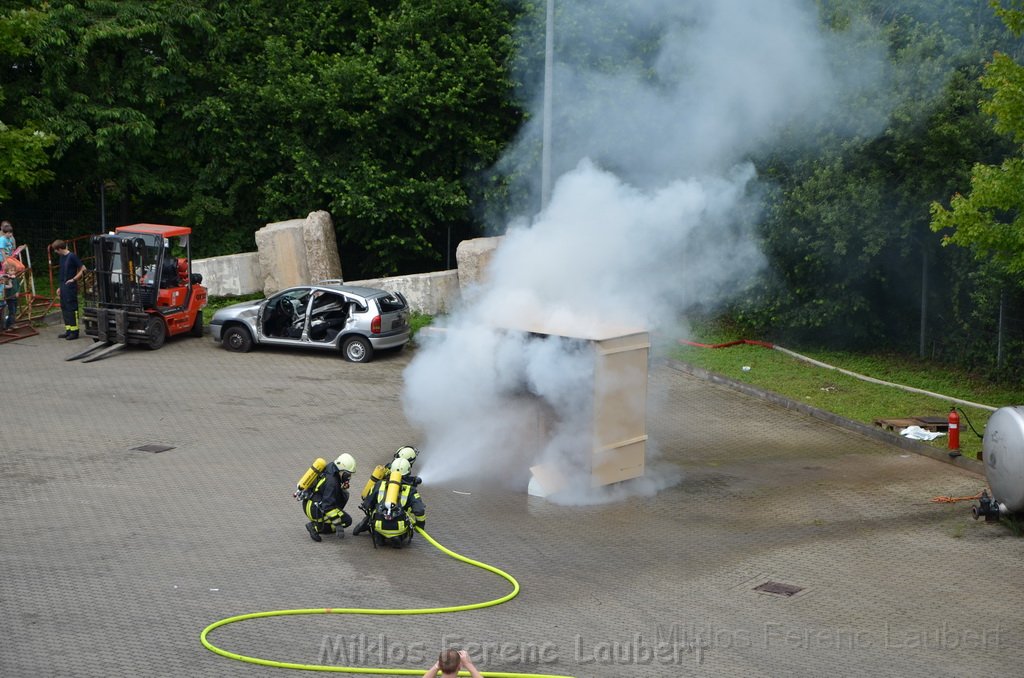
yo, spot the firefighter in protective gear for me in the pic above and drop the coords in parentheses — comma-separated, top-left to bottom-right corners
(355, 457, 425, 547)
(358, 446, 419, 502)
(303, 453, 356, 542)
(354, 445, 422, 534)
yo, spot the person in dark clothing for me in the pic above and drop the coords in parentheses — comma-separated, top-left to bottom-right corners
(52, 240, 86, 340)
(303, 453, 357, 542)
(2, 260, 19, 329)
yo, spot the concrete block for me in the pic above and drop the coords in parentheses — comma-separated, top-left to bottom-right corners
(255, 219, 307, 295)
(192, 252, 262, 297)
(255, 211, 342, 295)
(455, 236, 502, 295)
(303, 210, 343, 284)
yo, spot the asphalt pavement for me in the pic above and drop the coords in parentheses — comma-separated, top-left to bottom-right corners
(2, 327, 1022, 677)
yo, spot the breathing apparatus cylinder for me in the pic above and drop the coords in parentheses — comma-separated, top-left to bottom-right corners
(361, 465, 389, 499)
(295, 458, 327, 499)
(384, 468, 403, 508)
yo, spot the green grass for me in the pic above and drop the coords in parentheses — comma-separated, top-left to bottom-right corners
(671, 324, 1022, 461)
(409, 311, 433, 339)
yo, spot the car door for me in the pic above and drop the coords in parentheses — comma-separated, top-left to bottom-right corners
(374, 292, 410, 336)
(258, 287, 311, 346)
(308, 290, 349, 345)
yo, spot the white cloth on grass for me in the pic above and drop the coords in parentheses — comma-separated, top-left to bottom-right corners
(899, 425, 945, 441)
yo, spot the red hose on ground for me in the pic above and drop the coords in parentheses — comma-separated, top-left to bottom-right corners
(679, 339, 775, 349)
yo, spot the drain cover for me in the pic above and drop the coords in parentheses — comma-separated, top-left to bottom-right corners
(754, 581, 803, 597)
(132, 444, 175, 453)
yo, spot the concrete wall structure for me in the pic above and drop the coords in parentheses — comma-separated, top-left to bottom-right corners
(193, 219, 502, 317)
(348, 270, 461, 316)
(193, 253, 262, 298)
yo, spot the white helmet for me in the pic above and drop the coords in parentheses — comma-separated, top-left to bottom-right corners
(333, 453, 356, 473)
(390, 457, 412, 476)
(394, 446, 418, 465)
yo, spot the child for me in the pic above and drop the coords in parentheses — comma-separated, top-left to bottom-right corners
(0, 221, 14, 260)
(422, 649, 483, 678)
(2, 260, 19, 329)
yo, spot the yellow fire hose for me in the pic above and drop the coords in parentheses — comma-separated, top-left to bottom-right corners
(200, 526, 576, 678)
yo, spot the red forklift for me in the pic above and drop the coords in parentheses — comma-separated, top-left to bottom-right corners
(67, 224, 207, 362)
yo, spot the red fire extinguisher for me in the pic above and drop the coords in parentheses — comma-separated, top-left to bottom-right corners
(947, 406, 960, 455)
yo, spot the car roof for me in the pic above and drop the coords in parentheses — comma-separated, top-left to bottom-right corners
(307, 283, 398, 299)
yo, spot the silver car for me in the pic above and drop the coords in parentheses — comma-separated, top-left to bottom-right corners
(209, 282, 411, 362)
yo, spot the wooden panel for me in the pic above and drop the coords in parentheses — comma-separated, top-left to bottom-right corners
(593, 339, 649, 447)
(591, 439, 646, 486)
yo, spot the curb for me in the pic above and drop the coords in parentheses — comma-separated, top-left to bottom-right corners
(665, 358, 987, 477)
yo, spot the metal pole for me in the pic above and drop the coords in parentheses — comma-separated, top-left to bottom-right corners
(541, 0, 554, 210)
(997, 289, 1005, 368)
(919, 250, 927, 358)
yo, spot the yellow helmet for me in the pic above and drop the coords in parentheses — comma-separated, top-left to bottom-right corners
(394, 446, 418, 466)
(333, 453, 356, 473)
(390, 457, 412, 477)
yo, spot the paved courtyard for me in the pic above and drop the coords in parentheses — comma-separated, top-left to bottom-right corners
(2, 328, 1022, 677)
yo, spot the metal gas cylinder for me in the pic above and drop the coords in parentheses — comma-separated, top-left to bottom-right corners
(982, 406, 1024, 514)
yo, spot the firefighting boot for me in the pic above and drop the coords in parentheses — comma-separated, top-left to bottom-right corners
(305, 522, 322, 542)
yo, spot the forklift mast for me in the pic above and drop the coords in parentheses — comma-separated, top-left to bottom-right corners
(89, 233, 153, 311)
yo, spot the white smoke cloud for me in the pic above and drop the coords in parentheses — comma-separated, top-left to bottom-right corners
(403, 0, 891, 502)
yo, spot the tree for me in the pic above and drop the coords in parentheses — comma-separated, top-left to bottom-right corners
(1, 0, 521, 275)
(739, 1, 1017, 353)
(930, 1, 1024, 276)
(180, 0, 522, 274)
(0, 5, 55, 201)
(1, 0, 216, 235)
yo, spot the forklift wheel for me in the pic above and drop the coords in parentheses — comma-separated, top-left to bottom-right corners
(145, 317, 167, 350)
(189, 312, 203, 338)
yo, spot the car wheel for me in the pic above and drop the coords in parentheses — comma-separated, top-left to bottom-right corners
(342, 336, 372, 363)
(222, 325, 253, 353)
(145, 317, 167, 350)
(189, 312, 203, 337)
